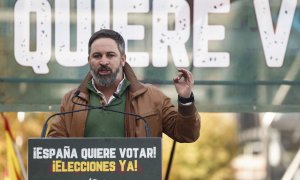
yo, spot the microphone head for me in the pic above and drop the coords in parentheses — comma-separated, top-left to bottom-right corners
(113, 93, 121, 99)
(74, 90, 80, 97)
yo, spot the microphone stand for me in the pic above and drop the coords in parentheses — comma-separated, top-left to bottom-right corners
(73, 92, 151, 137)
(41, 92, 151, 138)
(41, 94, 122, 137)
(101, 108, 151, 137)
(41, 105, 105, 138)
(165, 140, 176, 180)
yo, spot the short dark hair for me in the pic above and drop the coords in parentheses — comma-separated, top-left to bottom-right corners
(88, 29, 125, 55)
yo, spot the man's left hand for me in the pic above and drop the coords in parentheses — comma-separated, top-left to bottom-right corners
(173, 68, 194, 98)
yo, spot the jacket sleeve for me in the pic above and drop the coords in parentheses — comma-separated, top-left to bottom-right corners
(46, 91, 73, 137)
(161, 94, 201, 143)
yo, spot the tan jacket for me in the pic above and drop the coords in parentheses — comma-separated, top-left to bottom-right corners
(47, 63, 200, 142)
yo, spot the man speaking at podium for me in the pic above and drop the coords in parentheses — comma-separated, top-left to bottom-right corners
(47, 29, 200, 143)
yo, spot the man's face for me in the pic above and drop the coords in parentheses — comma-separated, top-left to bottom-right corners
(89, 38, 126, 87)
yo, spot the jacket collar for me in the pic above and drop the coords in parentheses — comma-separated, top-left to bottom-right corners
(77, 62, 146, 100)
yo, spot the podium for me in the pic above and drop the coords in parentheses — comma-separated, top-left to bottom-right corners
(28, 138, 162, 180)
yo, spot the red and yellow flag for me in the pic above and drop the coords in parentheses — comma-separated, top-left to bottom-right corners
(1, 113, 25, 180)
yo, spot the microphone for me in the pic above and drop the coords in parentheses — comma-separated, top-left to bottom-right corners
(40, 91, 122, 138)
(41, 106, 102, 138)
(41, 91, 151, 138)
(108, 93, 151, 137)
(103, 108, 151, 137)
(112, 92, 121, 99)
(74, 92, 151, 137)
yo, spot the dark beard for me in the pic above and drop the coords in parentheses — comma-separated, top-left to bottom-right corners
(91, 64, 122, 87)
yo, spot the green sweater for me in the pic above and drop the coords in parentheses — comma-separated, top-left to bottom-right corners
(84, 79, 130, 137)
